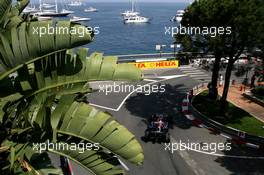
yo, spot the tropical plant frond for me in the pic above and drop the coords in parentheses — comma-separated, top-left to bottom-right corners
(0, 1, 144, 173)
(0, 49, 141, 100)
(1, 141, 63, 175)
(9, 94, 144, 165)
(0, 0, 12, 26)
(55, 101, 144, 165)
(0, 20, 94, 70)
(49, 142, 126, 175)
(16, 0, 30, 14)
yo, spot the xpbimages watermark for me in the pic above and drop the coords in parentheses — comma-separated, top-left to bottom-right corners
(98, 83, 166, 95)
(32, 24, 100, 37)
(164, 140, 232, 154)
(165, 24, 232, 38)
(33, 140, 100, 153)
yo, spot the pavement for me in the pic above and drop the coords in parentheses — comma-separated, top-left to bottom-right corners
(218, 85, 264, 123)
(53, 66, 264, 175)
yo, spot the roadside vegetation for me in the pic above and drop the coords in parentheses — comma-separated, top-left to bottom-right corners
(0, 0, 143, 174)
(176, 0, 264, 116)
(193, 91, 264, 137)
(252, 86, 264, 101)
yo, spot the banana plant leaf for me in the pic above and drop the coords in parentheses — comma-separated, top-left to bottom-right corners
(0, 1, 144, 174)
(0, 49, 144, 174)
(0, 21, 94, 70)
(0, 0, 12, 25)
(0, 49, 141, 100)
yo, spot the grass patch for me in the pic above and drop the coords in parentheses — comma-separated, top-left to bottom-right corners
(192, 90, 264, 137)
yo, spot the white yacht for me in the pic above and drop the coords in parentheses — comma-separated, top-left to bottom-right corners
(42, 3, 55, 8)
(70, 16, 91, 22)
(171, 10, 185, 22)
(68, 1, 82, 7)
(122, 11, 140, 18)
(121, 0, 140, 18)
(124, 15, 150, 24)
(36, 9, 74, 17)
(23, 6, 39, 14)
(36, 0, 74, 17)
(84, 7, 98, 12)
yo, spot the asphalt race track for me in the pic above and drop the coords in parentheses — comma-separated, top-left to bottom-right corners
(69, 67, 264, 175)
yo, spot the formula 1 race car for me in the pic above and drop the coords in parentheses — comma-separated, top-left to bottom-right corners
(144, 114, 170, 143)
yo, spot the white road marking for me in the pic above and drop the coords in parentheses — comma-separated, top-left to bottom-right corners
(90, 75, 187, 111)
(170, 136, 264, 159)
(89, 103, 118, 111)
(143, 79, 157, 82)
(178, 66, 212, 82)
(155, 75, 187, 79)
(170, 137, 206, 175)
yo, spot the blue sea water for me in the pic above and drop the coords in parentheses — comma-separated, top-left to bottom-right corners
(62, 2, 188, 55)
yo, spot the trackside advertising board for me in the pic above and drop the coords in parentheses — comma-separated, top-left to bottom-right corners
(130, 60, 179, 69)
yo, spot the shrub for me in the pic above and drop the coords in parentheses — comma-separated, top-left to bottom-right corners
(252, 86, 264, 96)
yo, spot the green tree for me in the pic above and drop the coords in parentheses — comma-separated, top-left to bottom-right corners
(180, 0, 264, 115)
(179, 0, 230, 100)
(0, 0, 144, 174)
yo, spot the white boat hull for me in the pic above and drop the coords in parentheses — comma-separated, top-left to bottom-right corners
(68, 1, 82, 6)
(176, 16, 182, 22)
(68, 4, 82, 7)
(84, 7, 98, 12)
(171, 9, 184, 23)
(70, 18, 91, 22)
(124, 16, 150, 24)
(36, 16, 52, 21)
(121, 11, 140, 17)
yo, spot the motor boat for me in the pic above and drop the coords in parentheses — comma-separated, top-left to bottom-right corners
(70, 16, 91, 22)
(121, 10, 140, 18)
(84, 7, 98, 12)
(171, 10, 185, 22)
(122, 11, 141, 18)
(68, 1, 82, 7)
(124, 15, 150, 24)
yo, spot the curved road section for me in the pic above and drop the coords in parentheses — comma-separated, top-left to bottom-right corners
(77, 66, 264, 175)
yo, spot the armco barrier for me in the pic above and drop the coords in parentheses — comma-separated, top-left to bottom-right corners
(182, 84, 264, 149)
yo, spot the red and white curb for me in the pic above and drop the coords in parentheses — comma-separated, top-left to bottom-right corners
(181, 93, 207, 128)
(181, 89, 262, 150)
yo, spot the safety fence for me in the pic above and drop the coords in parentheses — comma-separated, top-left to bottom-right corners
(181, 83, 264, 149)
